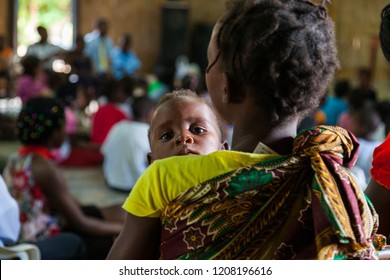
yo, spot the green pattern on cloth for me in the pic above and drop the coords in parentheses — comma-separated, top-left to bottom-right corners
(160, 126, 386, 260)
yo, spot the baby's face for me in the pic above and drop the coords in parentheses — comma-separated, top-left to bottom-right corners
(148, 98, 224, 163)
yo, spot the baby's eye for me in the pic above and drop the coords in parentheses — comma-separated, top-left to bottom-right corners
(191, 127, 206, 135)
(159, 131, 173, 141)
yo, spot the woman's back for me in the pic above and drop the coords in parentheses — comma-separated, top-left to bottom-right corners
(3, 150, 61, 242)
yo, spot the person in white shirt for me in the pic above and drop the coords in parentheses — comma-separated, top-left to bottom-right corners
(0, 175, 86, 259)
(0, 175, 20, 247)
(26, 26, 64, 72)
(101, 95, 156, 191)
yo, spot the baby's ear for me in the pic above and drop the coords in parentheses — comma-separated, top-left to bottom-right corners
(147, 152, 153, 165)
(221, 141, 229, 150)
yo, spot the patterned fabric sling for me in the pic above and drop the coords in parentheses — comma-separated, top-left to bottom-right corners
(160, 126, 386, 259)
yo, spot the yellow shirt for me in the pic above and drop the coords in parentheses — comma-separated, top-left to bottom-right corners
(123, 150, 277, 217)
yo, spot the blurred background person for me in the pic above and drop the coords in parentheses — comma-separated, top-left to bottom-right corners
(111, 33, 141, 80)
(26, 26, 64, 73)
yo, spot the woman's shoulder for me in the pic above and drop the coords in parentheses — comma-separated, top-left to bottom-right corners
(148, 150, 277, 176)
(29, 152, 55, 174)
(126, 151, 280, 218)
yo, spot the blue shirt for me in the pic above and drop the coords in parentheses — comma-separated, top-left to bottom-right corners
(321, 96, 349, 126)
(111, 48, 141, 79)
(84, 36, 114, 74)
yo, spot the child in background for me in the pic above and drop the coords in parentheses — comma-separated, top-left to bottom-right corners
(54, 82, 106, 167)
(3, 97, 124, 259)
(91, 77, 133, 145)
(101, 95, 156, 192)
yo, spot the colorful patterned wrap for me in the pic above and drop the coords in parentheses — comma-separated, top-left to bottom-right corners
(160, 126, 386, 259)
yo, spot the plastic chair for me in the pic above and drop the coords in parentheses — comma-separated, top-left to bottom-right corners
(379, 245, 390, 260)
(0, 243, 41, 260)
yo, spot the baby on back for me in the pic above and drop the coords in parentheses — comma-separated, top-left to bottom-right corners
(147, 89, 229, 163)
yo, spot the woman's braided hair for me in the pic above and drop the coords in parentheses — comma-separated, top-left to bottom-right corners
(16, 97, 65, 145)
(380, 3, 390, 61)
(216, 0, 339, 123)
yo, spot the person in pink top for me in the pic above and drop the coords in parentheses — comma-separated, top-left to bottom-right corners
(16, 55, 52, 103)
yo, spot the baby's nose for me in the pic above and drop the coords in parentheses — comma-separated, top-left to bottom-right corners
(175, 134, 194, 145)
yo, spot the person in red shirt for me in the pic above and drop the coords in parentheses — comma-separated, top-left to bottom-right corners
(91, 77, 133, 144)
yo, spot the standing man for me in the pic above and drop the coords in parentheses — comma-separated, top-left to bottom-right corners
(26, 26, 64, 72)
(84, 18, 114, 80)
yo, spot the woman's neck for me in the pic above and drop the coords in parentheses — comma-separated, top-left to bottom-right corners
(231, 118, 298, 155)
(19, 144, 54, 159)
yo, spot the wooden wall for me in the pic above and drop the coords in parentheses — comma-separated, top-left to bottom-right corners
(331, 0, 390, 99)
(77, 0, 226, 75)
(1, 0, 390, 98)
(0, 0, 10, 37)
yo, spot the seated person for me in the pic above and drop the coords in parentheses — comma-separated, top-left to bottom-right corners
(0, 175, 20, 248)
(91, 77, 133, 145)
(349, 106, 382, 187)
(64, 34, 94, 91)
(55, 82, 104, 167)
(16, 55, 52, 103)
(101, 95, 156, 192)
(0, 175, 86, 260)
(3, 97, 124, 259)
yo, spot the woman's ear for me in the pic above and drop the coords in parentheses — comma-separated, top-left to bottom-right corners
(147, 152, 153, 165)
(223, 72, 245, 104)
(221, 141, 229, 150)
(50, 126, 66, 148)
